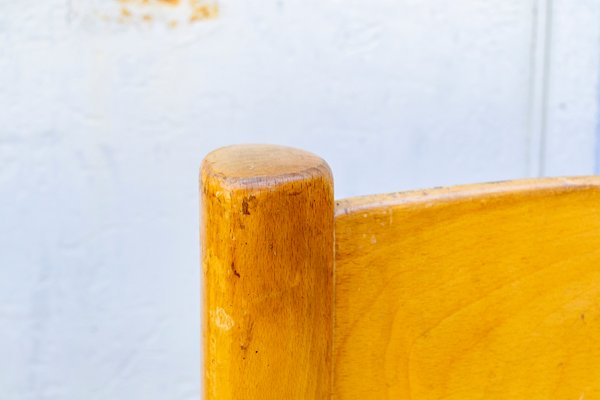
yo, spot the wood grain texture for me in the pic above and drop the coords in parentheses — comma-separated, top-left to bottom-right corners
(201, 145, 334, 399)
(334, 177, 600, 399)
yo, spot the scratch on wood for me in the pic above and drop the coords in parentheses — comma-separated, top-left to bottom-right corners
(213, 308, 235, 332)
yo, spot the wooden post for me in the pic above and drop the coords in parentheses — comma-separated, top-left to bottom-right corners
(201, 145, 334, 399)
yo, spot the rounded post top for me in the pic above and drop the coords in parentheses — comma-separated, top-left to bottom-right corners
(201, 144, 335, 399)
(201, 144, 332, 189)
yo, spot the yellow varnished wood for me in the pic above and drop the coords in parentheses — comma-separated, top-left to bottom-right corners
(334, 177, 600, 399)
(201, 145, 334, 399)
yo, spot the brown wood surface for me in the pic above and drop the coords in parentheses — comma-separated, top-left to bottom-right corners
(201, 144, 600, 399)
(334, 177, 600, 399)
(201, 145, 334, 399)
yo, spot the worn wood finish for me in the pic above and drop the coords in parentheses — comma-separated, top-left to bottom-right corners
(334, 177, 600, 399)
(201, 145, 334, 399)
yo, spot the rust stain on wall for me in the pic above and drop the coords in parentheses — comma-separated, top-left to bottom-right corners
(190, 1, 219, 22)
(100, 0, 219, 26)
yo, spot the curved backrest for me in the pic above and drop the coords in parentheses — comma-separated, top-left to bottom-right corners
(201, 145, 600, 399)
(335, 178, 600, 399)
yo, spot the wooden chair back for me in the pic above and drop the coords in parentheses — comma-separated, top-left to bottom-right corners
(201, 144, 600, 399)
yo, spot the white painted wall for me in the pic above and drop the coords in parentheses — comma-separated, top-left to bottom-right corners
(1, 0, 599, 398)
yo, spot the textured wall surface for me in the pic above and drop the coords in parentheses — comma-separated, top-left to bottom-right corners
(1, 0, 599, 399)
